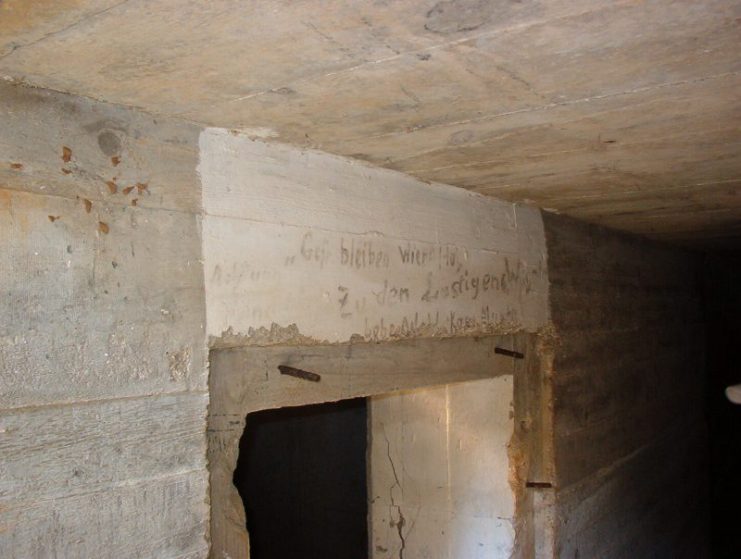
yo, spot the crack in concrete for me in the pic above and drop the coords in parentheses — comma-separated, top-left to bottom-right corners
(224, 2, 637, 105)
(400, 117, 741, 173)
(363, 71, 741, 148)
(0, 0, 134, 62)
(382, 427, 406, 559)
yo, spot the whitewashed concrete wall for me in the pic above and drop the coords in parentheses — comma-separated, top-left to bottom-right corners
(0, 83, 209, 558)
(199, 127, 548, 343)
(370, 378, 516, 559)
(199, 128, 549, 558)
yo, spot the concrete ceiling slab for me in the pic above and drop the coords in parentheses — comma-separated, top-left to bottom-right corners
(1, 0, 739, 246)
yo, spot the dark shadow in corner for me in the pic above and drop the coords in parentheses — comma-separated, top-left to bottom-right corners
(704, 251, 741, 558)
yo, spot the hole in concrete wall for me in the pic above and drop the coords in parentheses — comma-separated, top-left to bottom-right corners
(234, 398, 368, 559)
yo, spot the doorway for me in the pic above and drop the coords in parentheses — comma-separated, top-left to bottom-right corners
(207, 335, 529, 558)
(234, 398, 369, 559)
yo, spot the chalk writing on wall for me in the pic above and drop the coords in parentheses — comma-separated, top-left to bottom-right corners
(205, 220, 545, 341)
(200, 126, 549, 341)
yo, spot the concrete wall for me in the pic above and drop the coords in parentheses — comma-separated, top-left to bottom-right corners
(6, 79, 709, 559)
(199, 127, 549, 343)
(0, 83, 210, 557)
(543, 214, 708, 558)
(2, 83, 552, 558)
(369, 377, 516, 558)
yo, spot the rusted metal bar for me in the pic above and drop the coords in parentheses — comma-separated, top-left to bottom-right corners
(495, 347, 525, 359)
(526, 481, 553, 489)
(278, 365, 321, 382)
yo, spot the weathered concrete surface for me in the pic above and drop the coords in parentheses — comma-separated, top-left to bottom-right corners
(0, 0, 123, 58)
(0, 83, 209, 558)
(209, 336, 523, 415)
(10, 77, 712, 559)
(1, 0, 739, 245)
(369, 377, 516, 558)
(200, 127, 549, 343)
(1, 82, 555, 558)
(0, 393, 209, 558)
(0, 81, 206, 405)
(543, 214, 708, 558)
(0, 81, 202, 214)
(0, 187, 205, 407)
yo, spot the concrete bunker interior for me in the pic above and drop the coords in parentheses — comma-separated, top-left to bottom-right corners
(1, 3, 739, 557)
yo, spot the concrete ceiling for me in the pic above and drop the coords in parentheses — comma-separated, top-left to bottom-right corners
(2, 0, 740, 247)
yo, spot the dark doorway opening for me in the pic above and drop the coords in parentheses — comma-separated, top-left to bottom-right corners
(233, 398, 369, 559)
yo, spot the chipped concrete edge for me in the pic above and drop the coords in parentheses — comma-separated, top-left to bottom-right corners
(207, 320, 544, 350)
